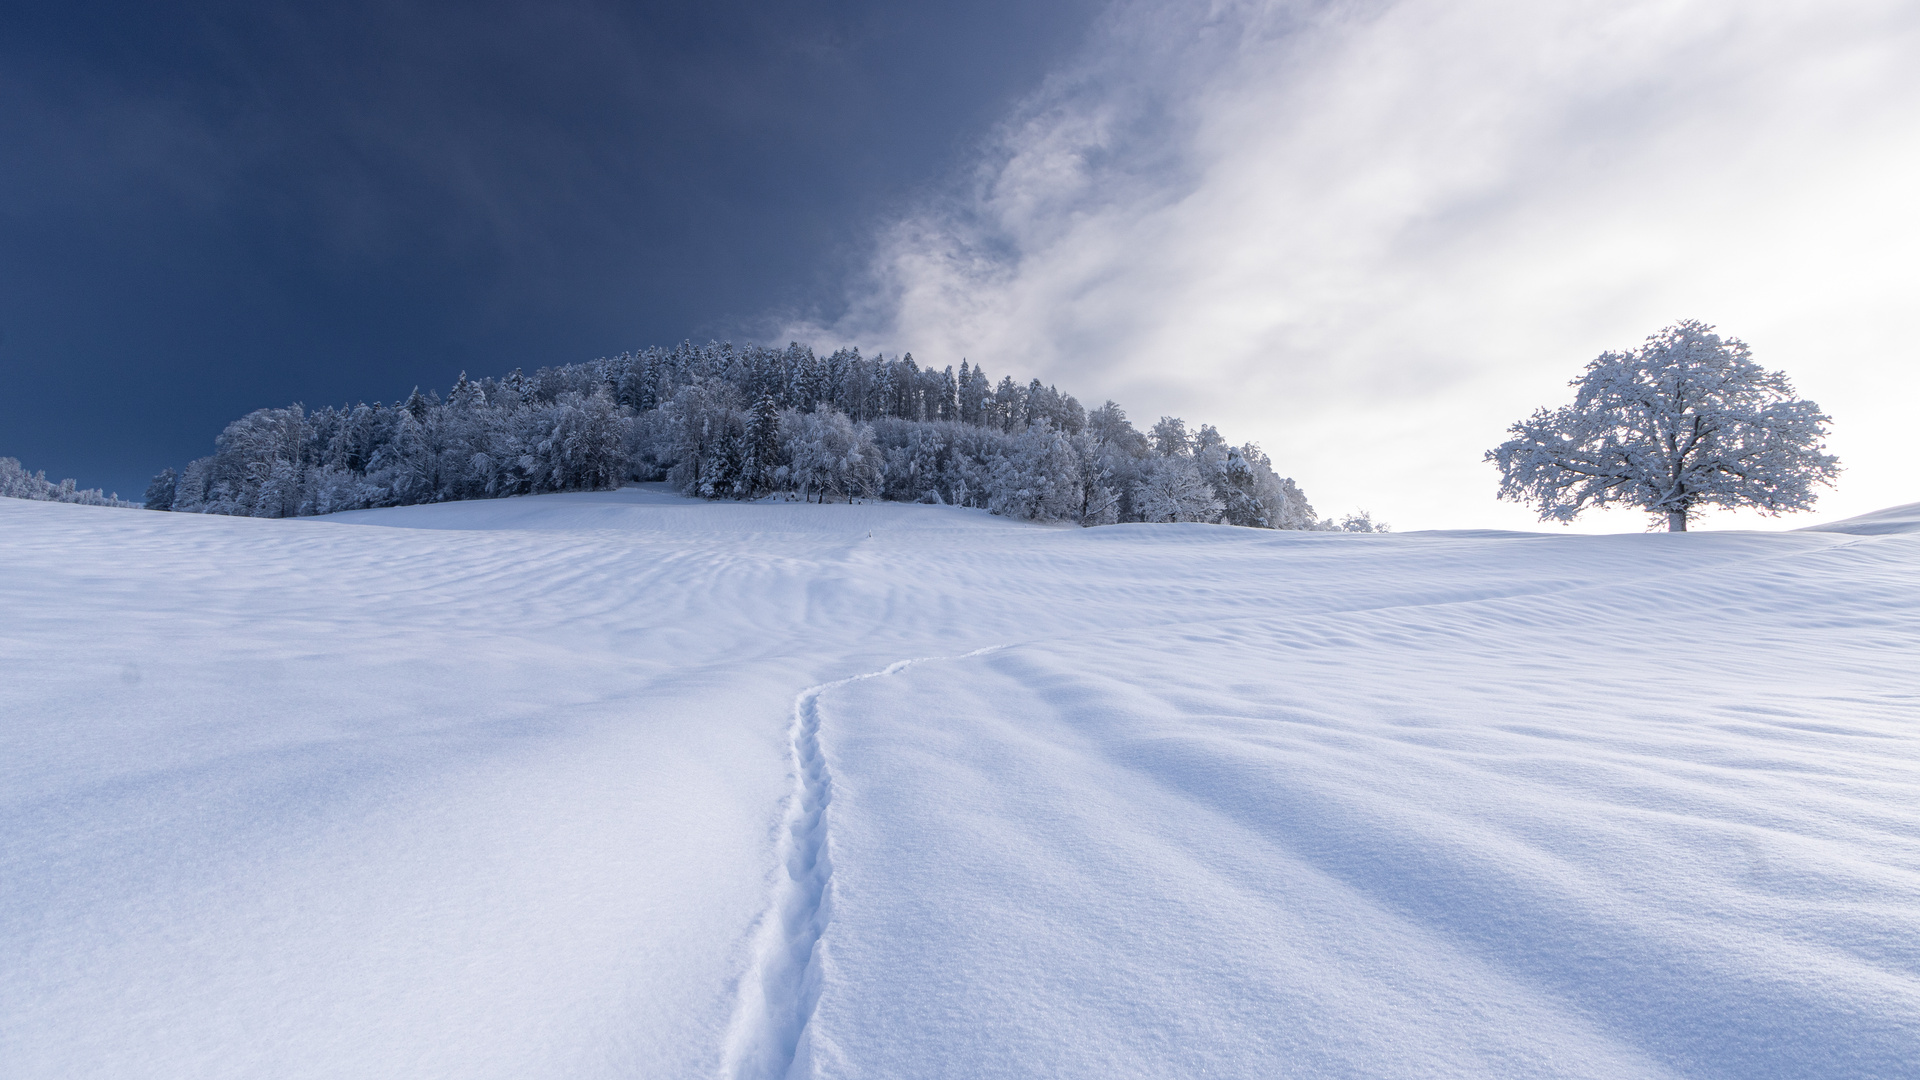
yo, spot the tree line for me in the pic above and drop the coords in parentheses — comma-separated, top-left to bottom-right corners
(0, 458, 136, 507)
(137, 342, 1359, 529)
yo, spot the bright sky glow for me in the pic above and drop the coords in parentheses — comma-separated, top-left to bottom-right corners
(799, 0, 1920, 530)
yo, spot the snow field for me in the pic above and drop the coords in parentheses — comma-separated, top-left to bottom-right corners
(3, 488, 1917, 1078)
(815, 543, 1920, 1077)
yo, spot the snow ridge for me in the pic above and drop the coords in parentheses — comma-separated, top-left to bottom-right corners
(722, 650, 1000, 1080)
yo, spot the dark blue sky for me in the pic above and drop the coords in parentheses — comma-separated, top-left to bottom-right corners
(0, 0, 1100, 497)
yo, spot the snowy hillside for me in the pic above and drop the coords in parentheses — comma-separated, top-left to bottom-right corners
(4, 488, 1917, 1079)
(1803, 500, 1920, 536)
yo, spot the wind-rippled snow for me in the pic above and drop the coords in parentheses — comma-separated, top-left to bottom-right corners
(3, 488, 1916, 1078)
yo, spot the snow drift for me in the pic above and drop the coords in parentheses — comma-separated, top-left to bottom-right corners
(1802, 500, 1920, 535)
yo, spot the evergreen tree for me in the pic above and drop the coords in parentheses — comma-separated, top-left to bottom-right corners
(144, 468, 178, 511)
(740, 393, 783, 499)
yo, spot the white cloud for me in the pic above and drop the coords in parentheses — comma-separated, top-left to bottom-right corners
(794, 0, 1920, 530)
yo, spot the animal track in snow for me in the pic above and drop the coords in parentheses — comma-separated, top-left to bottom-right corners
(721, 649, 1001, 1080)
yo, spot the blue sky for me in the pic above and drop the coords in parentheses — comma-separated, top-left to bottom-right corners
(6, 0, 1917, 528)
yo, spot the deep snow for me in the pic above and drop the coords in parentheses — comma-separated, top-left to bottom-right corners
(3, 488, 1916, 1078)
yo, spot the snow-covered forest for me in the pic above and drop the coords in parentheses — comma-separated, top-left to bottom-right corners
(143, 343, 1336, 529)
(0, 458, 134, 508)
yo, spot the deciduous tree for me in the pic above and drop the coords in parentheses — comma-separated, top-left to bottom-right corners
(1488, 321, 1839, 531)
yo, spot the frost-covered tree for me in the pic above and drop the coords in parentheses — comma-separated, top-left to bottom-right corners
(154, 339, 1328, 528)
(0, 458, 134, 507)
(876, 421, 951, 505)
(782, 407, 880, 503)
(1207, 441, 1316, 529)
(538, 391, 627, 493)
(988, 422, 1082, 523)
(1150, 416, 1191, 457)
(1136, 455, 1223, 523)
(660, 382, 744, 497)
(144, 468, 178, 511)
(180, 404, 315, 518)
(1489, 320, 1839, 531)
(1066, 432, 1122, 526)
(738, 394, 783, 498)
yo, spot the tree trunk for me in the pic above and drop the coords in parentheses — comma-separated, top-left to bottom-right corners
(1667, 510, 1687, 532)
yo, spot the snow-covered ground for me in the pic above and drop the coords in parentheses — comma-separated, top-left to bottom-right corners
(4, 488, 1917, 1079)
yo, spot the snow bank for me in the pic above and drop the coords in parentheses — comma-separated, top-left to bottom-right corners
(3, 490, 1916, 1078)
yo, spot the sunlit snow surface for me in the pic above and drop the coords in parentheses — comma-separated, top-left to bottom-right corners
(3, 488, 1917, 1079)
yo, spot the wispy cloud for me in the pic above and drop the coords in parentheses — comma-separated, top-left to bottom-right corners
(796, 0, 1920, 529)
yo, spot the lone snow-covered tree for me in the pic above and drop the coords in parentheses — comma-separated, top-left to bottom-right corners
(1488, 320, 1839, 531)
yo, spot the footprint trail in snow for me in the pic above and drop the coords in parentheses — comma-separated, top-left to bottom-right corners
(722, 648, 1002, 1080)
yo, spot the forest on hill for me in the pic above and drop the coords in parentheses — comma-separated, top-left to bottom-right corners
(144, 343, 1368, 530)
